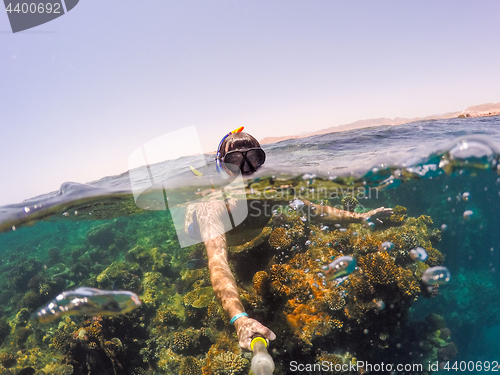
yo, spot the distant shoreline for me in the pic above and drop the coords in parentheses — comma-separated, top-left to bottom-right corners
(259, 102, 500, 145)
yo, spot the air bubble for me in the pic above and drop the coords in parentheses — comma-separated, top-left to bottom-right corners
(422, 266, 451, 285)
(449, 138, 495, 161)
(463, 210, 473, 220)
(379, 241, 394, 251)
(374, 300, 385, 310)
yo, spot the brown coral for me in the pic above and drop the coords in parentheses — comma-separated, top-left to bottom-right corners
(155, 307, 179, 325)
(53, 330, 72, 352)
(172, 332, 190, 352)
(269, 227, 292, 249)
(358, 252, 399, 285)
(206, 301, 225, 324)
(180, 356, 202, 375)
(252, 271, 269, 295)
(211, 352, 248, 375)
(426, 247, 445, 267)
(0, 352, 17, 368)
(358, 252, 420, 297)
(438, 342, 458, 361)
(323, 288, 347, 311)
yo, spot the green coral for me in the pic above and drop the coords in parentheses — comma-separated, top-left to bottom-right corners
(341, 196, 359, 212)
(389, 205, 408, 224)
(211, 352, 249, 375)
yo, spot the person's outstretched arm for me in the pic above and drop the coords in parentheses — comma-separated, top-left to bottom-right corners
(195, 202, 276, 350)
(302, 199, 393, 224)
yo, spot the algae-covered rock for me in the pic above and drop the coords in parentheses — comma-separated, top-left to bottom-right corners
(39, 362, 74, 375)
(96, 261, 141, 283)
(183, 287, 215, 309)
(141, 271, 162, 304)
(87, 223, 116, 248)
(181, 268, 210, 289)
(126, 245, 172, 275)
(96, 261, 142, 292)
(157, 348, 182, 373)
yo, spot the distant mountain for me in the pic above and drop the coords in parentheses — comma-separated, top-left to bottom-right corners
(259, 102, 500, 145)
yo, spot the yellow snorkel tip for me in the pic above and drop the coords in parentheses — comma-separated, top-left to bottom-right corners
(231, 126, 244, 134)
(251, 336, 268, 351)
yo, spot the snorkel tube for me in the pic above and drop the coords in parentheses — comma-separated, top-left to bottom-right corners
(215, 126, 244, 179)
(251, 336, 275, 375)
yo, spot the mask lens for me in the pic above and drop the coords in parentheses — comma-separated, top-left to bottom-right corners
(224, 162, 241, 173)
(224, 151, 244, 166)
(246, 149, 265, 167)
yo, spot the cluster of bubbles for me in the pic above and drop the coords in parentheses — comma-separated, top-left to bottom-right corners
(375, 241, 451, 288)
(289, 198, 305, 210)
(409, 247, 428, 261)
(422, 266, 451, 285)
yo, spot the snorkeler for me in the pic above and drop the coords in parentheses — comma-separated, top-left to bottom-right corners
(188, 128, 393, 351)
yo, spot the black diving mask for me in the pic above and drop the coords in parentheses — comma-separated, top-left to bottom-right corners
(223, 148, 266, 175)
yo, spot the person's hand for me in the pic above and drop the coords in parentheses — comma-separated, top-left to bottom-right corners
(363, 207, 393, 225)
(233, 316, 276, 351)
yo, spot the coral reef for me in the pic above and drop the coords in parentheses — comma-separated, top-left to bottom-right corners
(0, 193, 457, 375)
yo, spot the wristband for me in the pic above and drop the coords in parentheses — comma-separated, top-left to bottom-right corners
(230, 312, 248, 324)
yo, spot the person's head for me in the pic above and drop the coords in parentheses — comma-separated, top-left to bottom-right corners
(216, 132, 266, 175)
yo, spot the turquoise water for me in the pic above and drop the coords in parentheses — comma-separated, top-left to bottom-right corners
(0, 117, 499, 374)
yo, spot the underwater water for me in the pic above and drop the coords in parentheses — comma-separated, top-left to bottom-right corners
(0, 116, 499, 375)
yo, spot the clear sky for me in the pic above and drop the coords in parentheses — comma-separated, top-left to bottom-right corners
(1, 1, 499, 206)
